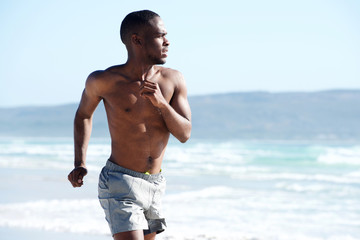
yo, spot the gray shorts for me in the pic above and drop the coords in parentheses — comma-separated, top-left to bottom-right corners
(98, 160, 166, 236)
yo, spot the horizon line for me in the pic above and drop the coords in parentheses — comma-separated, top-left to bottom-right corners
(1, 88, 359, 109)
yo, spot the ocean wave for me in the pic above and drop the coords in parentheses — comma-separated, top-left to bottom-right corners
(165, 144, 245, 164)
(275, 182, 326, 192)
(0, 142, 110, 158)
(231, 171, 360, 185)
(346, 171, 360, 177)
(165, 141, 288, 164)
(1, 195, 359, 240)
(0, 139, 109, 170)
(164, 186, 237, 202)
(0, 197, 256, 240)
(0, 156, 102, 172)
(317, 147, 360, 165)
(0, 199, 109, 235)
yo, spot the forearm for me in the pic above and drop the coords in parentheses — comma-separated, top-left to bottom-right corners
(158, 103, 191, 143)
(73, 111, 93, 168)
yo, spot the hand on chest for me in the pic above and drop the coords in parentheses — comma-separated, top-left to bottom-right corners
(108, 80, 173, 115)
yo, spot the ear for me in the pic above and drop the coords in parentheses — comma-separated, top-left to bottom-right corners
(131, 34, 142, 46)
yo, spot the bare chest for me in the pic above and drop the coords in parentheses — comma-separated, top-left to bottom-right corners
(103, 80, 174, 120)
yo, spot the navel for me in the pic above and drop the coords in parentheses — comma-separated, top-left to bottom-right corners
(124, 108, 131, 113)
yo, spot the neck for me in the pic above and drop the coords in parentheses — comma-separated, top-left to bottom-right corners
(125, 57, 155, 81)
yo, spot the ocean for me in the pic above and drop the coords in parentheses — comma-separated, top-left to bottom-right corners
(0, 137, 359, 240)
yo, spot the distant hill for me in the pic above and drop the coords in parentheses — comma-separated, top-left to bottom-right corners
(1, 90, 359, 141)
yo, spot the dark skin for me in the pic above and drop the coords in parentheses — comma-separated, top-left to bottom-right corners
(67, 16, 191, 240)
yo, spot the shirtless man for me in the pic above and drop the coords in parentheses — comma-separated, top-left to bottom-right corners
(67, 10, 191, 240)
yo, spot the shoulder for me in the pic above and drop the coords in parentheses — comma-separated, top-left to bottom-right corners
(159, 67, 183, 79)
(84, 68, 117, 97)
(86, 70, 105, 84)
(157, 67, 188, 97)
(86, 67, 119, 83)
(87, 65, 126, 81)
(86, 65, 126, 88)
(158, 67, 186, 87)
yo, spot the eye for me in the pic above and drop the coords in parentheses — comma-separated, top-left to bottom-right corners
(157, 33, 167, 38)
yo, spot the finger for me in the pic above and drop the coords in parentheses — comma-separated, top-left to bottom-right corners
(140, 84, 156, 89)
(70, 171, 82, 187)
(68, 168, 86, 187)
(72, 171, 78, 185)
(140, 87, 156, 94)
(77, 174, 84, 184)
(143, 79, 156, 84)
(140, 89, 156, 97)
(140, 83, 157, 91)
(68, 173, 75, 185)
(68, 171, 75, 185)
(77, 169, 87, 185)
(74, 171, 84, 185)
(68, 173, 75, 187)
(141, 79, 157, 85)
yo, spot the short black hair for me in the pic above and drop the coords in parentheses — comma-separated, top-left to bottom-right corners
(120, 10, 160, 44)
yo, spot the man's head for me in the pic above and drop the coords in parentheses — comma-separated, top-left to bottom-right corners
(120, 10, 170, 65)
(120, 10, 160, 45)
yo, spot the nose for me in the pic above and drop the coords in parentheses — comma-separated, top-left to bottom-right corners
(163, 36, 170, 46)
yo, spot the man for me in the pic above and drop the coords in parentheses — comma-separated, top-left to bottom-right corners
(67, 10, 191, 240)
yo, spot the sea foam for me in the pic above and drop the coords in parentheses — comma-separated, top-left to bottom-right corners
(0, 199, 109, 235)
(317, 147, 360, 165)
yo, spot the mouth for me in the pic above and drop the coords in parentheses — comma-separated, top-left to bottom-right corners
(162, 49, 168, 57)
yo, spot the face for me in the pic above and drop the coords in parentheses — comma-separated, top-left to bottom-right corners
(141, 17, 170, 65)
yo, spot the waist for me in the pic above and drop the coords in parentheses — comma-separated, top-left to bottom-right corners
(105, 160, 162, 181)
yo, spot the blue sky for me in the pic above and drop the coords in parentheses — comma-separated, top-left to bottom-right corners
(1, 0, 359, 107)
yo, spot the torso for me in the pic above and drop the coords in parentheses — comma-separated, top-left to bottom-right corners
(96, 65, 175, 173)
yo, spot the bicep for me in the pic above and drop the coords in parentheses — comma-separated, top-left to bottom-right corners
(76, 75, 103, 119)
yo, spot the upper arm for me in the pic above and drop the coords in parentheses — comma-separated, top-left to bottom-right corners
(170, 71, 192, 122)
(76, 71, 104, 119)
